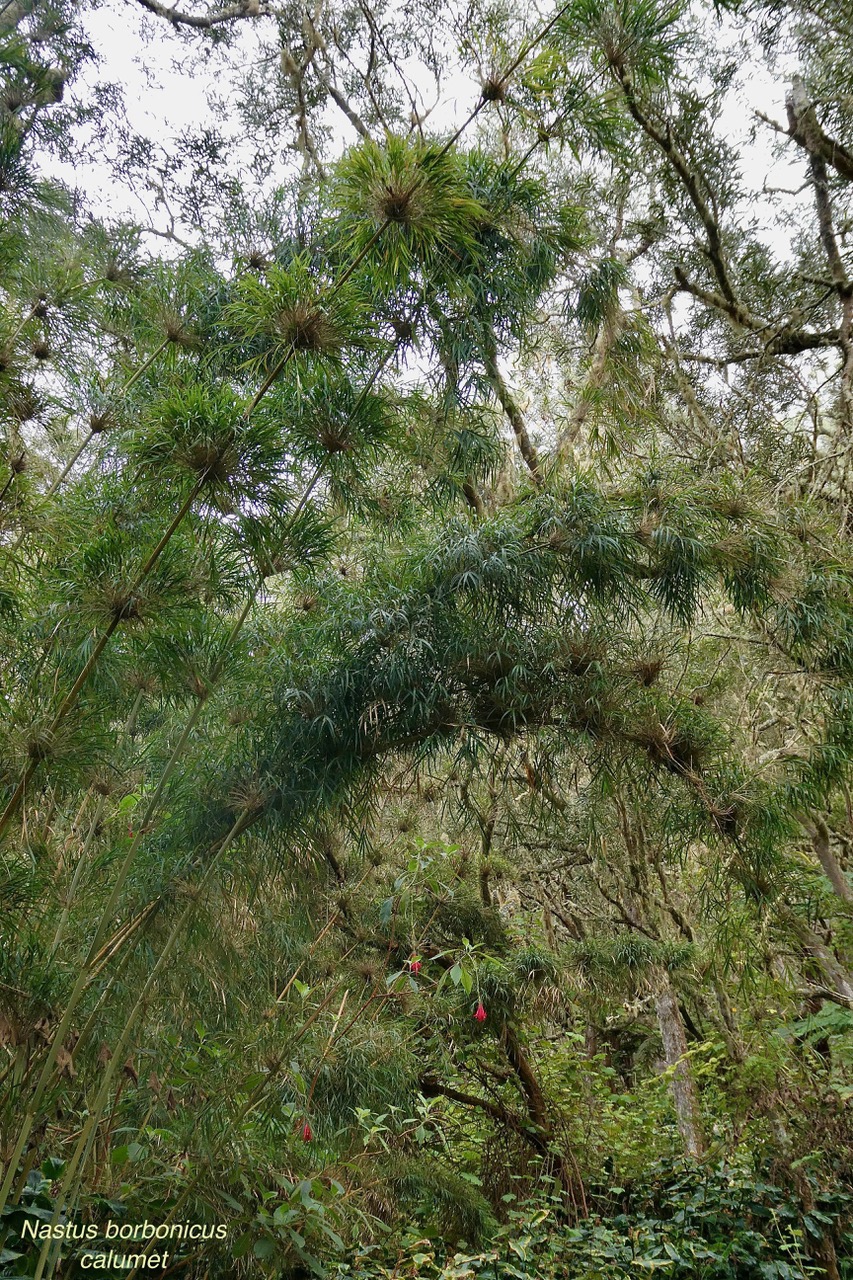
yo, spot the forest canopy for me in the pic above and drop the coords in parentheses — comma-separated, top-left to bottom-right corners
(1, 0, 853, 1276)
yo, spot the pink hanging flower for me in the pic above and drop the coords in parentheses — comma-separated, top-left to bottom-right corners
(301, 1121, 313, 1142)
(474, 1002, 487, 1022)
(408, 957, 422, 974)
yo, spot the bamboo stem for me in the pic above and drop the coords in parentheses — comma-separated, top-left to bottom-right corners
(0, 476, 204, 843)
(0, 469, 324, 1211)
(32, 811, 254, 1280)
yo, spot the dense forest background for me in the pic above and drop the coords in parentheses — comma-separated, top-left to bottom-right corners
(1, 0, 853, 1275)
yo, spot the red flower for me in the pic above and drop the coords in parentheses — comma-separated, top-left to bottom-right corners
(474, 1002, 486, 1022)
(301, 1121, 313, 1141)
(408, 957, 422, 974)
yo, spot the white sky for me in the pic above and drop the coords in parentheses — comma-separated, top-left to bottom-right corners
(43, 0, 809, 263)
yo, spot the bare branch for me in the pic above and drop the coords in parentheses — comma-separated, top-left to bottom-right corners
(673, 267, 840, 355)
(786, 76, 853, 184)
(614, 66, 741, 310)
(314, 67, 372, 139)
(133, 0, 271, 29)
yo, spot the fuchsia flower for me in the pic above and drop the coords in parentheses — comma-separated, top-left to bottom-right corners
(301, 1121, 313, 1142)
(474, 1002, 487, 1022)
(408, 957, 422, 974)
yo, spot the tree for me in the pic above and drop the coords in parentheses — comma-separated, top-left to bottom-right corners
(1, 0, 853, 1277)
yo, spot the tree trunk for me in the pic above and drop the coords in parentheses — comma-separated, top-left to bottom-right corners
(653, 969, 705, 1158)
(558, 312, 622, 460)
(481, 326, 542, 486)
(711, 976, 745, 1064)
(503, 1022, 551, 1135)
(803, 816, 853, 904)
(779, 906, 853, 1005)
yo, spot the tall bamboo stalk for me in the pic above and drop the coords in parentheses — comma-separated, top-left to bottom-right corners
(0, 467, 323, 1211)
(0, 475, 205, 842)
(31, 809, 255, 1280)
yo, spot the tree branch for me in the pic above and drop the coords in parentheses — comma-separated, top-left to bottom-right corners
(614, 66, 739, 309)
(673, 268, 840, 355)
(419, 1075, 518, 1125)
(133, 0, 270, 29)
(786, 76, 853, 185)
(314, 66, 372, 139)
(482, 325, 542, 486)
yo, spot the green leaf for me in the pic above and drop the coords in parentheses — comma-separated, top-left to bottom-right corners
(233, 1234, 252, 1259)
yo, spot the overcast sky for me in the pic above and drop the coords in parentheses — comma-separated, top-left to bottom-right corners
(44, 0, 808, 263)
